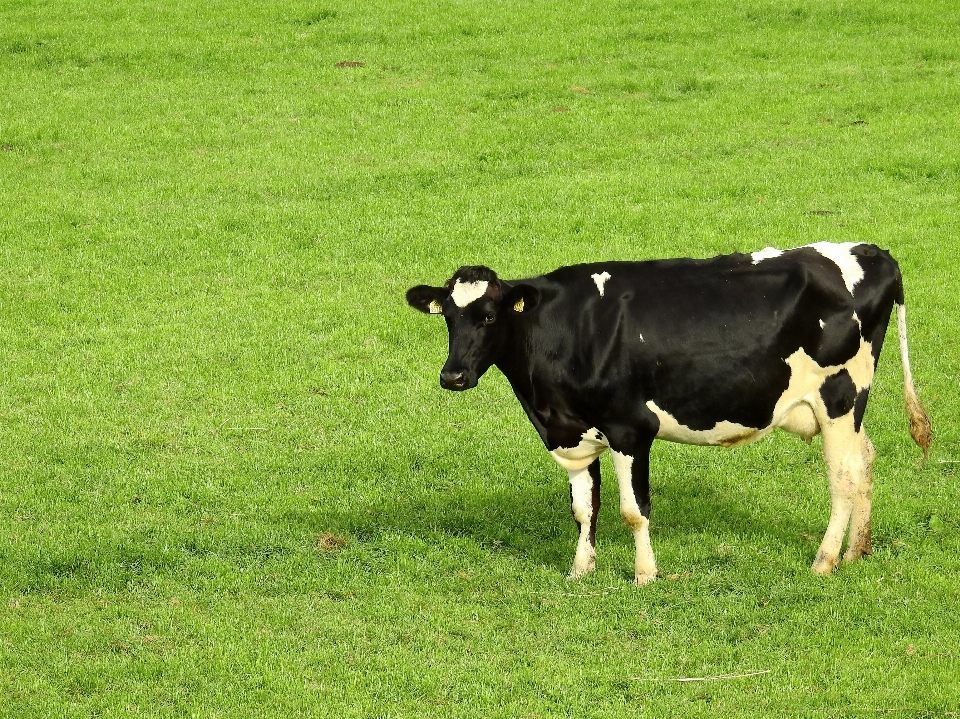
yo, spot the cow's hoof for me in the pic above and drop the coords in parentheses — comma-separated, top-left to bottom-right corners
(811, 553, 838, 575)
(843, 542, 872, 563)
(634, 572, 657, 586)
(567, 564, 595, 581)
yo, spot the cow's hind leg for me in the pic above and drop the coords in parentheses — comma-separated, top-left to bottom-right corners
(610, 438, 657, 585)
(567, 459, 601, 579)
(844, 434, 875, 563)
(812, 417, 868, 574)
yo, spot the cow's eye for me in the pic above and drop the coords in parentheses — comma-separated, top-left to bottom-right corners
(483, 313, 495, 325)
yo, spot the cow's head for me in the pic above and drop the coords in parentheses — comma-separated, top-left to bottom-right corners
(407, 266, 540, 391)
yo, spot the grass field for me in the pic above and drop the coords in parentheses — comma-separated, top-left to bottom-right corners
(2, 0, 959, 715)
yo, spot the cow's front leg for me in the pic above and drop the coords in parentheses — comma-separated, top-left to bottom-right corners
(567, 459, 601, 579)
(610, 439, 657, 585)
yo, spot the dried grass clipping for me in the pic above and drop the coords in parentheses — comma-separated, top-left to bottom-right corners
(318, 532, 347, 552)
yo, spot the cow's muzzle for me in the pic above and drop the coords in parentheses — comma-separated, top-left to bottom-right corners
(440, 369, 472, 391)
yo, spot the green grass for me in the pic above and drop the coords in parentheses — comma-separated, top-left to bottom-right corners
(2, 0, 959, 715)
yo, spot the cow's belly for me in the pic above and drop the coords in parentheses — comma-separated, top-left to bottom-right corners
(646, 400, 822, 447)
(646, 400, 772, 447)
(645, 343, 847, 447)
(549, 342, 869, 460)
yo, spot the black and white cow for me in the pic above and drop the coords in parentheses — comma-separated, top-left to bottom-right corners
(407, 242, 931, 584)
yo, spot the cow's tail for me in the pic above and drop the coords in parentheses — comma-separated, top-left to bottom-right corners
(895, 296, 932, 458)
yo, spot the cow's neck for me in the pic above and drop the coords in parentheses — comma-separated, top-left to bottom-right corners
(494, 334, 555, 429)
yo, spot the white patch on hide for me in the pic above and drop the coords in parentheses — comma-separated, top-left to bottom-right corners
(805, 241, 864, 295)
(819, 319, 826, 329)
(844, 338, 875, 391)
(550, 428, 609, 472)
(450, 279, 489, 307)
(591, 271, 612, 297)
(775, 339, 874, 426)
(772, 338, 873, 449)
(644, 335, 876, 449)
(646, 401, 766, 447)
(753, 241, 864, 294)
(751, 247, 783, 263)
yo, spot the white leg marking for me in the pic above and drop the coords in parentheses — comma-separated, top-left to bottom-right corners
(812, 416, 865, 574)
(567, 466, 596, 579)
(611, 451, 657, 584)
(762, 340, 879, 573)
(844, 434, 875, 563)
(591, 271, 612, 297)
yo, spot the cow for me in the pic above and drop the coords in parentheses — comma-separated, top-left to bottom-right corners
(406, 242, 931, 584)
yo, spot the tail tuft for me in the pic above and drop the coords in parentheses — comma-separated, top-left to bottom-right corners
(905, 387, 932, 459)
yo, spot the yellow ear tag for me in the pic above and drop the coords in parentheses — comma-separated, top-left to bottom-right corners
(513, 297, 525, 312)
(428, 299, 442, 314)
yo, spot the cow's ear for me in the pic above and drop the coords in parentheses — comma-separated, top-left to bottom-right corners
(406, 285, 448, 315)
(504, 284, 540, 314)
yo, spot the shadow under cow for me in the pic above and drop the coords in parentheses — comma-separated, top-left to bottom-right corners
(308, 458, 820, 575)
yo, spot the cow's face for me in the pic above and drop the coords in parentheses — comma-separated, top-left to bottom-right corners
(407, 266, 539, 391)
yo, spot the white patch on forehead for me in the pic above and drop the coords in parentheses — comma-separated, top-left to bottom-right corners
(450, 280, 489, 307)
(819, 319, 826, 329)
(751, 247, 782, 264)
(591, 271, 612, 297)
(805, 241, 864, 295)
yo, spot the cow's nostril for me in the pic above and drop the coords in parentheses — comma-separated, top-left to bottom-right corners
(441, 371, 467, 389)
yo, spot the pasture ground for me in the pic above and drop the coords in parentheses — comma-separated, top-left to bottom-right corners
(1, 0, 959, 716)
